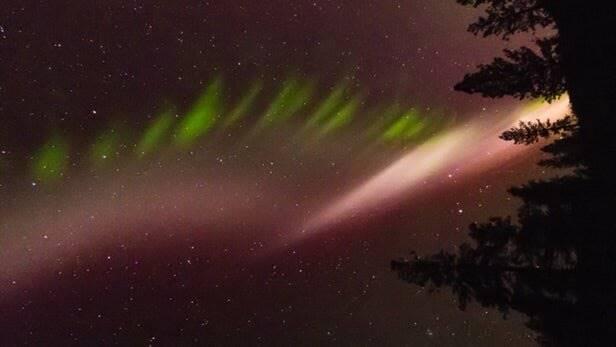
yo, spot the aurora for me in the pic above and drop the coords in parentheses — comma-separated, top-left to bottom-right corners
(19, 76, 456, 185)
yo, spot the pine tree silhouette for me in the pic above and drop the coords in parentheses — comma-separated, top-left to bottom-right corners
(393, 1, 616, 345)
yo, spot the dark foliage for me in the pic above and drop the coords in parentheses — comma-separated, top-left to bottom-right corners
(500, 115, 576, 145)
(456, 0, 553, 39)
(393, 1, 616, 345)
(455, 37, 565, 101)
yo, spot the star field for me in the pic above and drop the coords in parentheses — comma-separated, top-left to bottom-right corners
(0, 1, 557, 345)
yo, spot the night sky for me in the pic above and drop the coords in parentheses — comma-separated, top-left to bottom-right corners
(0, 1, 567, 345)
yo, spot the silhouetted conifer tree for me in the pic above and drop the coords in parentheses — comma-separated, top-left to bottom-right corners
(393, 1, 616, 345)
